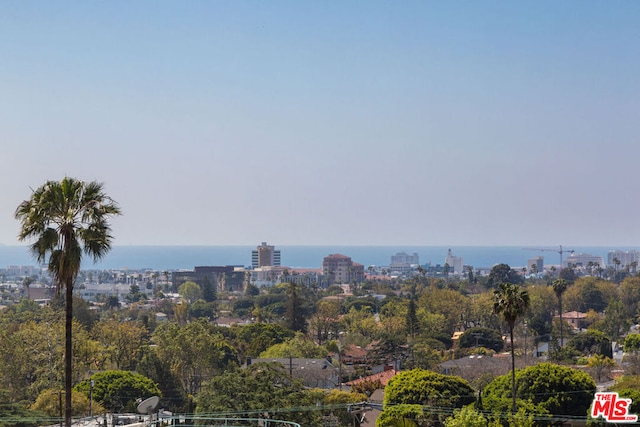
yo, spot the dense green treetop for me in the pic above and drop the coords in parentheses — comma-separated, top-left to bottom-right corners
(75, 370, 160, 413)
(196, 362, 319, 425)
(383, 369, 475, 408)
(566, 329, 613, 358)
(457, 327, 504, 352)
(177, 281, 202, 304)
(486, 264, 523, 288)
(624, 333, 640, 352)
(259, 332, 328, 358)
(482, 363, 596, 417)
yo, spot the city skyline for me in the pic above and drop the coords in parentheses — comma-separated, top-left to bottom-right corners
(2, 2, 639, 247)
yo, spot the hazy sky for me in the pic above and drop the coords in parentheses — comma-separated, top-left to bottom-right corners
(1, 1, 639, 246)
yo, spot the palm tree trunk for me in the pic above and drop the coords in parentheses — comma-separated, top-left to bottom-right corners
(65, 280, 73, 427)
(510, 325, 516, 414)
(559, 298, 564, 348)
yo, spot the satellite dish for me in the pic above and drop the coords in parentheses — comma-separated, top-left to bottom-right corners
(137, 396, 160, 415)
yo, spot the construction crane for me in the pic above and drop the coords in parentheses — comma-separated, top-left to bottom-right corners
(523, 245, 575, 269)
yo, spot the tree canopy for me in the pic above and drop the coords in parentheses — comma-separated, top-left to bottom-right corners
(196, 362, 319, 425)
(482, 363, 596, 418)
(458, 327, 504, 352)
(75, 370, 160, 413)
(486, 264, 523, 288)
(383, 368, 475, 408)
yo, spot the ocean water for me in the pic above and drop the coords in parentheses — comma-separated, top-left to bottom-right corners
(0, 245, 636, 271)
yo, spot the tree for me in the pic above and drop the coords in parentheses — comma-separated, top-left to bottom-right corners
(586, 354, 615, 383)
(624, 333, 640, 352)
(457, 327, 504, 352)
(566, 329, 613, 358)
(610, 376, 640, 415)
(177, 281, 202, 304)
(563, 278, 608, 313)
(419, 287, 469, 335)
(259, 332, 328, 358)
(151, 319, 238, 396)
(201, 275, 217, 302)
(486, 264, 523, 288)
(91, 318, 147, 370)
(482, 363, 596, 418)
(444, 406, 487, 427)
(75, 370, 160, 413)
(308, 299, 341, 345)
(196, 362, 319, 425)
(229, 322, 294, 359)
(283, 282, 307, 332)
(16, 314, 99, 400)
(188, 300, 216, 320)
(137, 347, 186, 412)
(15, 177, 120, 427)
(552, 278, 569, 347)
(592, 299, 631, 342)
(31, 388, 106, 417)
(558, 267, 577, 284)
(620, 276, 640, 317)
(524, 285, 555, 343)
(382, 368, 475, 426)
(493, 282, 530, 413)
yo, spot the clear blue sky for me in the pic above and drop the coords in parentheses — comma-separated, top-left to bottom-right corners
(1, 1, 639, 246)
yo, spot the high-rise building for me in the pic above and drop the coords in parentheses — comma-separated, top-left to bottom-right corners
(251, 242, 281, 268)
(445, 249, 464, 274)
(563, 253, 604, 268)
(322, 254, 365, 284)
(390, 252, 420, 265)
(528, 256, 544, 273)
(607, 250, 640, 268)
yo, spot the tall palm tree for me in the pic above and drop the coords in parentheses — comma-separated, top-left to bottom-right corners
(15, 177, 120, 427)
(493, 282, 530, 414)
(552, 278, 569, 347)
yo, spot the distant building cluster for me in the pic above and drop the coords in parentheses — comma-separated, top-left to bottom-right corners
(607, 250, 640, 268)
(4, 242, 640, 308)
(0, 265, 41, 279)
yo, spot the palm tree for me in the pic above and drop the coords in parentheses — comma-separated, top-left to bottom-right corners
(552, 278, 569, 347)
(15, 177, 120, 427)
(493, 282, 530, 413)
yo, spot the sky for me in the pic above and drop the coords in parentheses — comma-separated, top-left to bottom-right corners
(1, 1, 639, 247)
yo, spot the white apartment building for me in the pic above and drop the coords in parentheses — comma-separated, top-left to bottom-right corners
(390, 252, 419, 273)
(445, 249, 464, 274)
(607, 250, 640, 268)
(563, 253, 604, 268)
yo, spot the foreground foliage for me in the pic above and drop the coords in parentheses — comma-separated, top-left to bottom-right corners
(75, 370, 161, 413)
(482, 363, 596, 419)
(196, 362, 365, 426)
(380, 369, 475, 426)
